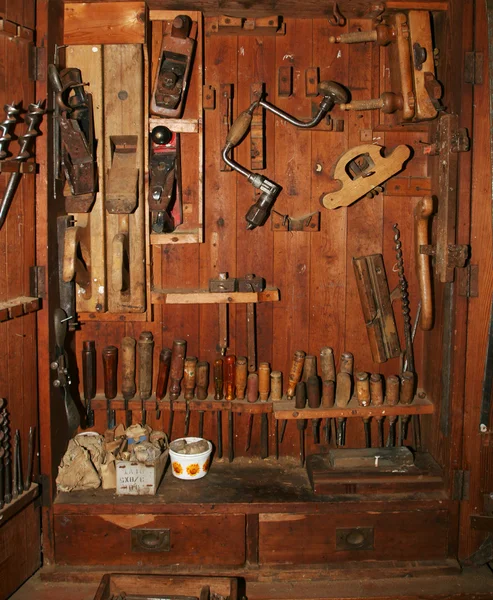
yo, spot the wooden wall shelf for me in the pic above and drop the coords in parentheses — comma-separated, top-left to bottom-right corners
(151, 288, 279, 304)
(0, 484, 39, 527)
(0, 296, 40, 322)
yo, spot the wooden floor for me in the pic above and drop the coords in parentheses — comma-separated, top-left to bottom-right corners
(9, 566, 493, 600)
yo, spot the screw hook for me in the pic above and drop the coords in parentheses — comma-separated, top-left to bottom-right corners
(328, 2, 346, 27)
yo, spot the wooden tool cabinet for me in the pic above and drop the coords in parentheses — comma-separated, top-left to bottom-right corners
(2, 0, 493, 598)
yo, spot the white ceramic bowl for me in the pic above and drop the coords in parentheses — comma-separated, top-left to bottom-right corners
(169, 437, 212, 480)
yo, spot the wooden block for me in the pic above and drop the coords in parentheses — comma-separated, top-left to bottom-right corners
(64, 2, 146, 45)
(278, 66, 292, 97)
(106, 135, 139, 214)
(305, 67, 319, 97)
(250, 82, 265, 170)
(328, 447, 414, 469)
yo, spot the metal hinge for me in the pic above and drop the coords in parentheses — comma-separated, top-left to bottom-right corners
(30, 266, 46, 299)
(464, 52, 484, 85)
(458, 264, 479, 298)
(453, 469, 471, 500)
(34, 473, 51, 508)
(29, 46, 46, 82)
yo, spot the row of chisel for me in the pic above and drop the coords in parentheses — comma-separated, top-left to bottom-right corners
(0, 399, 35, 510)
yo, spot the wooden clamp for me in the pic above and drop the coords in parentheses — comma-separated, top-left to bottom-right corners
(106, 136, 139, 214)
(62, 223, 92, 300)
(320, 144, 411, 210)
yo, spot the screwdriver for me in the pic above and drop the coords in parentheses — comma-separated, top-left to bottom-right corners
(259, 362, 270, 459)
(321, 379, 335, 444)
(183, 357, 197, 436)
(82, 340, 96, 427)
(168, 339, 187, 439)
(102, 346, 118, 430)
(399, 371, 415, 445)
(320, 347, 336, 443)
(196, 361, 209, 437)
(335, 371, 351, 446)
(355, 372, 371, 447)
(214, 358, 224, 458)
(156, 348, 172, 421)
(295, 382, 307, 466)
(138, 332, 154, 425)
(245, 373, 258, 451)
(385, 375, 400, 447)
(121, 337, 136, 428)
(270, 371, 282, 459)
(307, 375, 321, 443)
(225, 354, 236, 462)
(280, 350, 306, 443)
(370, 373, 384, 446)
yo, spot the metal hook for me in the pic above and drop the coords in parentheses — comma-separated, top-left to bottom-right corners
(328, 2, 346, 26)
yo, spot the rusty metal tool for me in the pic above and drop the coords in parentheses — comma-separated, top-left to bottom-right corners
(0, 403, 11, 505)
(0, 103, 19, 160)
(209, 272, 237, 356)
(270, 370, 282, 459)
(214, 358, 224, 458)
(370, 374, 384, 447)
(393, 224, 414, 375)
(156, 348, 172, 420)
(168, 339, 187, 440)
(225, 355, 236, 462)
(196, 361, 209, 437)
(15, 430, 23, 496)
(12, 429, 18, 500)
(102, 346, 118, 430)
(24, 426, 35, 491)
(0, 446, 4, 509)
(121, 337, 136, 427)
(280, 350, 306, 443)
(385, 375, 400, 447)
(399, 371, 415, 444)
(322, 379, 336, 444)
(295, 382, 307, 466)
(335, 371, 351, 446)
(238, 274, 266, 372)
(259, 362, 270, 459)
(246, 373, 258, 452)
(414, 196, 434, 330)
(138, 332, 154, 425)
(82, 340, 96, 427)
(355, 372, 371, 448)
(320, 347, 336, 443)
(183, 357, 197, 436)
(307, 375, 321, 444)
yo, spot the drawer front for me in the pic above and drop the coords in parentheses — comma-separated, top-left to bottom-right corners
(55, 513, 245, 566)
(258, 511, 448, 564)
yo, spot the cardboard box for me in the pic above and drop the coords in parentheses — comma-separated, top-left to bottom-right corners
(115, 449, 168, 495)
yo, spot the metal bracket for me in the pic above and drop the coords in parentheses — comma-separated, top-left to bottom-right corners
(271, 211, 320, 232)
(336, 527, 374, 551)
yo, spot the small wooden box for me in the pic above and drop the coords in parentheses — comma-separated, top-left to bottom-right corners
(116, 450, 168, 495)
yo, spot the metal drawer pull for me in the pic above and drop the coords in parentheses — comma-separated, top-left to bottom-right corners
(336, 527, 374, 551)
(131, 528, 171, 552)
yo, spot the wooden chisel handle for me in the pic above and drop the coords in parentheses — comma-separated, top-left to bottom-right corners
(121, 337, 136, 400)
(270, 371, 282, 401)
(156, 347, 172, 400)
(247, 373, 258, 402)
(214, 358, 224, 400)
(320, 347, 335, 382)
(295, 382, 307, 414)
(414, 196, 434, 330)
(355, 372, 370, 407)
(321, 380, 335, 407)
(340, 352, 354, 375)
(307, 375, 321, 408)
(385, 374, 400, 406)
(302, 355, 317, 382)
(82, 340, 96, 403)
(102, 346, 118, 400)
(169, 339, 187, 400)
(184, 357, 198, 400)
(196, 361, 209, 400)
(235, 357, 248, 399)
(224, 355, 236, 401)
(138, 332, 154, 400)
(335, 372, 351, 408)
(287, 350, 306, 398)
(258, 362, 270, 401)
(370, 373, 383, 406)
(400, 371, 415, 405)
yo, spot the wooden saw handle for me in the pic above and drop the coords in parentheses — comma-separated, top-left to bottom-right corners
(414, 196, 434, 330)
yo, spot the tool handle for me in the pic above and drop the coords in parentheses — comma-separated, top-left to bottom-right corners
(270, 371, 282, 401)
(169, 339, 187, 400)
(355, 372, 371, 407)
(385, 374, 400, 406)
(224, 355, 236, 401)
(400, 371, 415, 405)
(102, 346, 118, 400)
(370, 373, 384, 406)
(287, 350, 306, 398)
(235, 357, 248, 399)
(226, 105, 255, 147)
(138, 332, 154, 401)
(184, 357, 198, 400)
(82, 340, 96, 402)
(214, 359, 224, 400)
(295, 381, 307, 410)
(196, 361, 209, 400)
(320, 347, 336, 382)
(302, 355, 317, 382)
(340, 352, 354, 375)
(321, 379, 335, 408)
(414, 196, 434, 330)
(306, 375, 321, 409)
(247, 373, 258, 403)
(258, 362, 270, 401)
(121, 337, 136, 400)
(156, 347, 172, 400)
(335, 372, 351, 408)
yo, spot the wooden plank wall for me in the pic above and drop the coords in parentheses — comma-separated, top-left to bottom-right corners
(72, 15, 449, 460)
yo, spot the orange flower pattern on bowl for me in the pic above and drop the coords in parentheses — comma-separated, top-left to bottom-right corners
(186, 463, 200, 476)
(172, 462, 183, 474)
(203, 458, 210, 472)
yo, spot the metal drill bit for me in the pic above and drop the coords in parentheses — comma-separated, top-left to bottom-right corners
(393, 223, 414, 374)
(12, 429, 18, 500)
(1, 408, 11, 504)
(24, 426, 35, 490)
(15, 430, 23, 495)
(0, 102, 20, 160)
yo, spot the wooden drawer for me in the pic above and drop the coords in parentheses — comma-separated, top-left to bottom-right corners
(258, 511, 448, 564)
(54, 513, 246, 566)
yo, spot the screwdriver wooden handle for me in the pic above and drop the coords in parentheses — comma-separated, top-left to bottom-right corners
(247, 373, 258, 403)
(270, 371, 282, 401)
(400, 371, 415, 405)
(235, 357, 248, 399)
(355, 372, 370, 407)
(340, 352, 354, 375)
(121, 337, 136, 401)
(320, 347, 335, 382)
(138, 332, 154, 401)
(169, 339, 187, 400)
(307, 375, 321, 409)
(196, 361, 209, 400)
(156, 348, 172, 400)
(82, 340, 96, 402)
(335, 372, 351, 408)
(258, 362, 270, 401)
(226, 106, 255, 147)
(287, 350, 306, 398)
(224, 355, 236, 401)
(370, 373, 383, 406)
(302, 355, 317, 382)
(385, 374, 400, 406)
(295, 381, 307, 410)
(214, 359, 224, 400)
(102, 346, 118, 400)
(414, 196, 434, 331)
(321, 379, 335, 407)
(184, 357, 198, 400)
